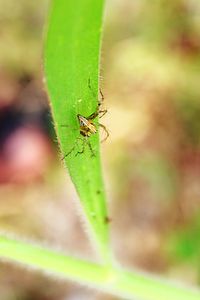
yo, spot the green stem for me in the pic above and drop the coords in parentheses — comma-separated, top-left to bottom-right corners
(0, 235, 199, 300)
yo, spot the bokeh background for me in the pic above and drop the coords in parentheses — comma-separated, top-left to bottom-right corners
(1, 0, 200, 299)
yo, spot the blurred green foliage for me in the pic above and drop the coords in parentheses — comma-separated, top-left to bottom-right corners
(0, 0, 48, 75)
(167, 212, 200, 264)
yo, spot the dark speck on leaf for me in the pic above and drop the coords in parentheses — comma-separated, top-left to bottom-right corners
(104, 216, 112, 224)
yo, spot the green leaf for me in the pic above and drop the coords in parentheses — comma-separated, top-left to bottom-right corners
(44, 0, 110, 261)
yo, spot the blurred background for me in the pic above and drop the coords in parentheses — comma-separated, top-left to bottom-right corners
(0, 0, 200, 299)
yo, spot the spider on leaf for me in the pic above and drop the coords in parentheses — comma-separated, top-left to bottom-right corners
(61, 79, 109, 159)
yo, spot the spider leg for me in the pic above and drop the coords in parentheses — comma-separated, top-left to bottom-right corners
(99, 123, 109, 142)
(87, 139, 96, 157)
(98, 109, 107, 118)
(60, 124, 69, 127)
(87, 108, 107, 121)
(75, 137, 87, 156)
(99, 88, 104, 102)
(62, 137, 82, 160)
(87, 111, 98, 120)
(61, 124, 78, 130)
(88, 77, 96, 100)
(75, 137, 95, 157)
(88, 77, 104, 104)
(87, 78, 107, 120)
(61, 144, 76, 160)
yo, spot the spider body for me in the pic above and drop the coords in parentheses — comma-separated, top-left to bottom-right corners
(77, 114, 97, 137)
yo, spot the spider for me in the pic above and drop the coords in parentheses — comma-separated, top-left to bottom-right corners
(62, 80, 109, 159)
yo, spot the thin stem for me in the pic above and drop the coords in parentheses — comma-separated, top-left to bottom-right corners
(0, 235, 199, 300)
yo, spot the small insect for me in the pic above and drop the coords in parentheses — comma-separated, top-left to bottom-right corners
(62, 80, 109, 159)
